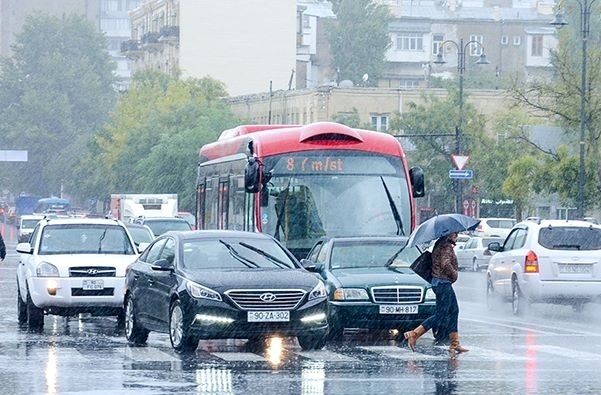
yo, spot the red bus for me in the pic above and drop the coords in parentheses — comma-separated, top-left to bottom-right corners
(196, 122, 424, 259)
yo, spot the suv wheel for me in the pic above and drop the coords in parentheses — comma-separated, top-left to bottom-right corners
(26, 292, 44, 331)
(17, 284, 28, 325)
(511, 278, 526, 316)
(169, 300, 199, 352)
(124, 294, 149, 345)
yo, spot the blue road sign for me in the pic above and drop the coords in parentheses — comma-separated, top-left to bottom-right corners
(449, 169, 473, 179)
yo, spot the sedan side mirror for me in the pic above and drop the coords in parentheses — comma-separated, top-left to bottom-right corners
(300, 258, 323, 272)
(151, 258, 174, 271)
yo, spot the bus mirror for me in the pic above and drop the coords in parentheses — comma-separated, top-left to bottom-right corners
(409, 166, 425, 198)
(244, 157, 261, 193)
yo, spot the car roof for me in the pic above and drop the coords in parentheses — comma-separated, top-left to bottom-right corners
(163, 229, 276, 241)
(41, 217, 125, 226)
(518, 219, 601, 228)
(21, 214, 45, 219)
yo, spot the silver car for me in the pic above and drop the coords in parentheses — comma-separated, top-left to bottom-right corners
(486, 219, 601, 315)
(456, 236, 503, 272)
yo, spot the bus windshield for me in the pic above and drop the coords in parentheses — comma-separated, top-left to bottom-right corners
(260, 151, 411, 255)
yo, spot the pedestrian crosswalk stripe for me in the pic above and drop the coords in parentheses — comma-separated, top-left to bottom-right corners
(358, 345, 445, 360)
(297, 350, 357, 362)
(522, 345, 601, 360)
(123, 346, 180, 362)
(212, 352, 266, 362)
(452, 345, 527, 361)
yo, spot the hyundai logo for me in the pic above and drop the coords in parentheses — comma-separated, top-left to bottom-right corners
(86, 269, 98, 275)
(259, 292, 277, 302)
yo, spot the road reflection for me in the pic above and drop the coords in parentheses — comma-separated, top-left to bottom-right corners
(301, 361, 325, 395)
(195, 366, 233, 394)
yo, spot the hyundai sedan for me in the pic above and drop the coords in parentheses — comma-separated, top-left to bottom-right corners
(124, 230, 328, 352)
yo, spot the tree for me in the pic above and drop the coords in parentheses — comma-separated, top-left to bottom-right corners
(80, 70, 242, 211)
(326, 0, 393, 86)
(0, 12, 116, 198)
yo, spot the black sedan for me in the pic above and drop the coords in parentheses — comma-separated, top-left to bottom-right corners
(124, 230, 329, 352)
(302, 236, 436, 340)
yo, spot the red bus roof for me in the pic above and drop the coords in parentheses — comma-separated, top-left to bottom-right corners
(199, 122, 405, 162)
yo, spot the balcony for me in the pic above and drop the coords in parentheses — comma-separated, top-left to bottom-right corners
(120, 39, 143, 58)
(159, 25, 180, 41)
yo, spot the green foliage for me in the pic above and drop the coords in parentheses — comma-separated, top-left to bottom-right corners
(0, 12, 116, 198)
(81, 70, 242, 211)
(326, 0, 393, 87)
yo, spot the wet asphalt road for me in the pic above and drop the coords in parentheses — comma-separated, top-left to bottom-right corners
(1, 223, 601, 394)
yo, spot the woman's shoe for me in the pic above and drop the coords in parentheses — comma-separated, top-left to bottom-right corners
(403, 325, 427, 352)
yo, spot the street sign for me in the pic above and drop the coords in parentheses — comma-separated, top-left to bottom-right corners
(0, 150, 28, 162)
(449, 169, 473, 179)
(451, 155, 469, 170)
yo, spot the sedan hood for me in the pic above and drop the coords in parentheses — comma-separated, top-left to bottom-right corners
(331, 266, 427, 288)
(185, 268, 320, 292)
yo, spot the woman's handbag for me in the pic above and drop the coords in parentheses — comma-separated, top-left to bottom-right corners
(410, 251, 432, 283)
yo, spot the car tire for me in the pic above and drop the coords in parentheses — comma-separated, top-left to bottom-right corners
(169, 300, 199, 353)
(511, 278, 527, 316)
(26, 292, 44, 331)
(124, 294, 149, 345)
(472, 258, 479, 272)
(17, 283, 28, 325)
(297, 334, 327, 350)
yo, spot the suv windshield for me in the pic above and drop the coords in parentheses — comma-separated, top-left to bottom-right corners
(39, 224, 135, 255)
(538, 227, 601, 250)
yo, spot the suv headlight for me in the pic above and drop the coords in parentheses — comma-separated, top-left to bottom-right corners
(425, 288, 436, 301)
(36, 262, 59, 277)
(333, 288, 369, 301)
(308, 281, 327, 301)
(185, 281, 222, 301)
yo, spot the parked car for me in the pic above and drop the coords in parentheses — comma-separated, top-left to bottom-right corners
(456, 236, 504, 272)
(475, 218, 516, 238)
(301, 236, 436, 340)
(17, 214, 45, 242)
(16, 217, 139, 331)
(133, 216, 192, 236)
(124, 230, 329, 352)
(453, 233, 471, 253)
(177, 211, 196, 230)
(124, 222, 155, 247)
(486, 219, 601, 315)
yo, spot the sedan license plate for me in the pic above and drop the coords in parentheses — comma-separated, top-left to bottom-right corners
(379, 305, 418, 314)
(559, 264, 591, 274)
(82, 280, 104, 290)
(247, 311, 290, 322)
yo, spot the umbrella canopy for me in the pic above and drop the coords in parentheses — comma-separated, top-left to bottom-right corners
(407, 214, 480, 247)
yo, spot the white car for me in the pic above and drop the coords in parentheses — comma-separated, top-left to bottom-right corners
(474, 217, 516, 238)
(486, 219, 601, 315)
(456, 236, 503, 272)
(16, 217, 139, 331)
(18, 214, 45, 243)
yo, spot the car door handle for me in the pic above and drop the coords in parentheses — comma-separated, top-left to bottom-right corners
(147, 278, 155, 286)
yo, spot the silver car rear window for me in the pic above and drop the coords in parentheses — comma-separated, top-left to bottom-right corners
(538, 227, 601, 250)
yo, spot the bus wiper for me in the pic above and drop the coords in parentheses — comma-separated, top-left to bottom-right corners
(238, 241, 292, 268)
(219, 240, 260, 268)
(380, 176, 405, 236)
(273, 178, 291, 241)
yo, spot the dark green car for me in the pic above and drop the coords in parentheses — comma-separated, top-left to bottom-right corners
(302, 236, 436, 340)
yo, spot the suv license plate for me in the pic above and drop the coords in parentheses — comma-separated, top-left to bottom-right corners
(82, 280, 104, 290)
(247, 311, 290, 322)
(379, 305, 418, 314)
(559, 264, 591, 274)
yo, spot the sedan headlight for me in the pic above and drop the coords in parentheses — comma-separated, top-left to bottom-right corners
(308, 281, 327, 301)
(425, 288, 436, 301)
(333, 288, 369, 301)
(185, 281, 222, 301)
(36, 262, 59, 277)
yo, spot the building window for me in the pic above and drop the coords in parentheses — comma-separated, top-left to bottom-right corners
(102, 0, 120, 12)
(501, 35, 509, 45)
(302, 14, 310, 29)
(432, 33, 444, 55)
(469, 34, 483, 56)
(399, 79, 420, 89)
(396, 33, 423, 51)
(371, 114, 389, 132)
(531, 35, 543, 56)
(513, 36, 521, 46)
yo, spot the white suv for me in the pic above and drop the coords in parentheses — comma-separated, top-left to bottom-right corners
(486, 219, 601, 315)
(475, 217, 516, 238)
(16, 217, 139, 330)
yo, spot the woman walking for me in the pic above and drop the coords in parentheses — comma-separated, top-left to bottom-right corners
(403, 231, 468, 358)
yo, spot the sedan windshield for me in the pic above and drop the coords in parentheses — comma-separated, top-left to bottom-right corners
(182, 237, 297, 270)
(330, 241, 419, 269)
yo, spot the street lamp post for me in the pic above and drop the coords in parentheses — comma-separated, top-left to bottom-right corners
(551, 0, 596, 219)
(434, 38, 489, 213)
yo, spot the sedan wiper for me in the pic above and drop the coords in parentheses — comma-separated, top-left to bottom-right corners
(385, 247, 405, 267)
(219, 240, 260, 268)
(238, 241, 292, 268)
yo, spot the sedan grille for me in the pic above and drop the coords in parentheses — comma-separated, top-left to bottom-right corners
(69, 267, 116, 277)
(225, 289, 306, 311)
(371, 286, 423, 304)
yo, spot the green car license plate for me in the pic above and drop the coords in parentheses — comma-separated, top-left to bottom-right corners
(379, 305, 418, 314)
